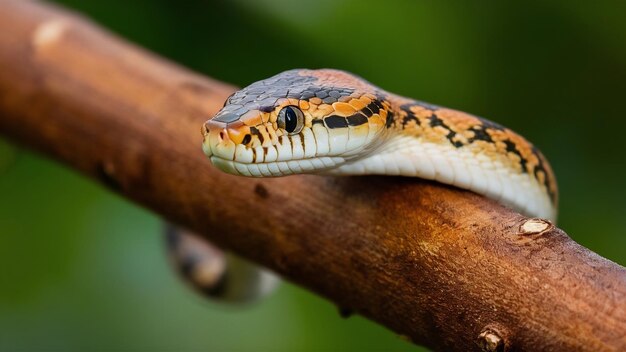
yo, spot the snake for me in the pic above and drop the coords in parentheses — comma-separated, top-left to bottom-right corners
(202, 69, 558, 221)
(170, 69, 558, 302)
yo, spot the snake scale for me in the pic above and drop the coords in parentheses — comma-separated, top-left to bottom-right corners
(202, 69, 558, 221)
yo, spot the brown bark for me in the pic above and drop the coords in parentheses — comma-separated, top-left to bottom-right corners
(0, 1, 624, 351)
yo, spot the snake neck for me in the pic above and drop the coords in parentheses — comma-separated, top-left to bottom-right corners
(327, 92, 558, 221)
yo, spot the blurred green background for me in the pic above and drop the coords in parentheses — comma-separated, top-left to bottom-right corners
(1, 0, 625, 351)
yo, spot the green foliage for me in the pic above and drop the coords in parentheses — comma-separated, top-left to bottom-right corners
(1, 0, 625, 350)
(0, 138, 16, 174)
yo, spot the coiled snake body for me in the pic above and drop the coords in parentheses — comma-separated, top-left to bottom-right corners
(203, 69, 558, 220)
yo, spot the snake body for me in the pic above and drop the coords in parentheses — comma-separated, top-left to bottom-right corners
(203, 69, 558, 220)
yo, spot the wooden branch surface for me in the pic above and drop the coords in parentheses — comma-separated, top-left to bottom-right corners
(0, 1, 624, 351)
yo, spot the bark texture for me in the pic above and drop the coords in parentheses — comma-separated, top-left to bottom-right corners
(0, 1, 624, 351)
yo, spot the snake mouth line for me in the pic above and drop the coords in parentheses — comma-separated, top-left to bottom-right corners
(209, 155, 345, 177)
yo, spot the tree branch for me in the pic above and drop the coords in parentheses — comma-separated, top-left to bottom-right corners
(0, 1, 624, 351)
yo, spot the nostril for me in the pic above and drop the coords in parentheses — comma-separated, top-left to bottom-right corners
(219, 131, 225, 140)
(204, 120, 228, 137)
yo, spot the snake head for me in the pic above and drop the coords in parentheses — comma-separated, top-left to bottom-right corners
(202, 69, 394, 176)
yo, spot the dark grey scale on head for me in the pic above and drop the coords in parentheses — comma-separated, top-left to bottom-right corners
(244, 86, 267, 95)
(323, 97, 336, 104)
(215, 74, 354, 123)
(240, 95, 256, 105)
(213, 111, 240, 124)
(213, 70, 318, 123)
(429, 114, 465, 148)
(339, 88, 353, 96)
(222, 92, 237, 107)
(300, 90, 317, 100)
(315, 90, 329, 99)
(214, 70, 360, 130)
(261, 96, 280, 106)
(257, 93, 271, 101)
(235, 106, 249, 116)
(504, 140, 528, 174)
(259, 105, 275, 113)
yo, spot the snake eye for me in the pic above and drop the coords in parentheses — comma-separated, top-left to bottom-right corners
(277, 105, 304, 135)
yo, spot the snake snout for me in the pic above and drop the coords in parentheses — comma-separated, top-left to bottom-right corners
(202, 120, 229, 159)
(202, 119, 251, 162)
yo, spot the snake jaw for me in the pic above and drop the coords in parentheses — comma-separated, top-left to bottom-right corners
(208, 155, 348, 177)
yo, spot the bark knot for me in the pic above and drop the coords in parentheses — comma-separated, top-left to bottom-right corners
(520, 218, 552, 235)
(477, 327, 506, 352)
